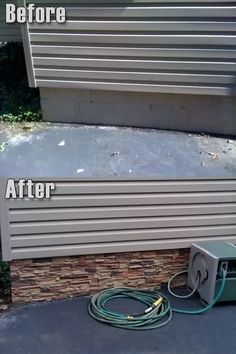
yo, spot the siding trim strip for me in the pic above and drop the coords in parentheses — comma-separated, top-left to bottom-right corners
(21, 0, 36, 87)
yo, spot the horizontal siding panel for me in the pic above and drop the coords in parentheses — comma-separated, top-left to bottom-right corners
(9, 203, 236, 222)
(26, 1, 236, 95)
(10, 236, 236, 260)
(10, 213, 236, 235)
(30, 34, 236, 46)
(7, 192, 236, 208)
(35, 69, 235, 85)
(62, 6, 236, 18)
(31, 46, 236, 60)
(9, 214, 236, 235)
(1, 178, 236, 260)
(36, 79, 230, 95)
(9, 180, 236, 195)
(11, 225, 236, 247)
(49, 180, 236, 194)
(33, 56, 235, 72)
(30, 21, 236, 32)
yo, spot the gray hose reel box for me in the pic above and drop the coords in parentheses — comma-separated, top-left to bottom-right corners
(187, 242, 236, 305)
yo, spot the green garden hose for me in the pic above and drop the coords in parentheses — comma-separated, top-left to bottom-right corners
(172, 268, 227, 315)
(88, 269, 227, 330)
(88, 288, 172, 330)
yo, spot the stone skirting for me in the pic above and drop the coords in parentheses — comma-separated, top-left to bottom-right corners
(11, 249, 189, 304)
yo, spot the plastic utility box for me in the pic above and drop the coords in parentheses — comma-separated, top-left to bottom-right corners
(187, 242, 236, 305)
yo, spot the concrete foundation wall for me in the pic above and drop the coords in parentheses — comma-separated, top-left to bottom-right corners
(40, 88, 236, 136)
(11, 249, 189, 304)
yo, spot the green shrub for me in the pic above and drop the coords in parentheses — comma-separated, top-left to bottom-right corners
(0, 42, 42, 122)
(0, 261, 10, 296)
(1, 110, 41, 123)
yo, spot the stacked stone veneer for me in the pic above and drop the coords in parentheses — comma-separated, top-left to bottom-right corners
(11, 249, 189, 304)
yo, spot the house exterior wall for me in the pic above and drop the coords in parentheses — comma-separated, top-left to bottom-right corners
(1, 1, 236, 133)
(25, 0, 236, 96)
(3, 0, 235, 95)
(30, 0, 236, 133)
(1, 178, 236, 262)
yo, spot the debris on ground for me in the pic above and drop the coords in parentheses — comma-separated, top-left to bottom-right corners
(227, 139, 234, 144)
(167, 153, 174, 158)
(208, 152, 219, 160)
(0, 142, 7, 152)
(77, 169, 85, 174)
(58, 140, 66, 147)
(199, 132, 211, 138)
(110, 152, 120, 157)
(22, 126, 33, 132)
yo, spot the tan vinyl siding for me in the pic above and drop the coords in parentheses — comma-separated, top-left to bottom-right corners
(24, 0, 236, 95)
(1, 178, 236, 261)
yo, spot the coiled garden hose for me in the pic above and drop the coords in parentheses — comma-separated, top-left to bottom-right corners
(88, 288, 172, 330)
(88, 269, 227, 330)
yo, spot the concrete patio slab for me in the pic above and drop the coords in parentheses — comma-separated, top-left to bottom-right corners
(0, 122, 235, 177)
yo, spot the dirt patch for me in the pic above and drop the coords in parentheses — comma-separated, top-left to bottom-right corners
(0, 121, 46, 138)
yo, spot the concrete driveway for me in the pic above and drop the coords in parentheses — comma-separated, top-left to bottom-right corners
(0, 122, 235, 177)
(0, 294, 235, 354)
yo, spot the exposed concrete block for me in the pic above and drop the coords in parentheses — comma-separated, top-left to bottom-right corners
(40, 88, 236, 136)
